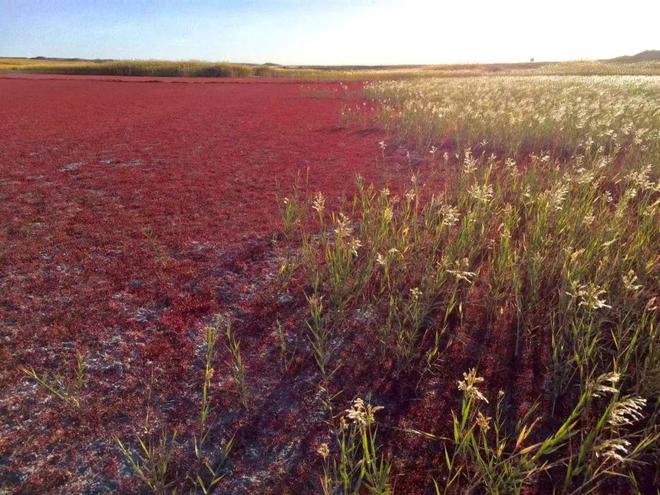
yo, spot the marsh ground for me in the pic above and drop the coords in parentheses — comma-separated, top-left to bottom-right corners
(1, 73, 657, 494)
(0, 75, 398, 493)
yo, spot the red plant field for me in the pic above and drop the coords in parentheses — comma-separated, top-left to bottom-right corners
(4, 75, 635, 495)
(2, 75, 470, 495)
(0, 75, 411, 493)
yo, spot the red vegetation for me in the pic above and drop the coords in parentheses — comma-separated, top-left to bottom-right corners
(0, 76, 392, 493)
(0, 75, 539, 494)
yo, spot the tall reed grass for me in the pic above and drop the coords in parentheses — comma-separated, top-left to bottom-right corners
(280, 74, 659, 492)
(365, 76, 660, 163)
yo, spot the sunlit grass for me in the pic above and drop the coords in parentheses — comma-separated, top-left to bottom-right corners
(279, 73, 659, 491)
(365, 76, 660, 163)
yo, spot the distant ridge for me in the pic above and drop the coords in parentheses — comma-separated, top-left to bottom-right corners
(607, 50, 660, 63)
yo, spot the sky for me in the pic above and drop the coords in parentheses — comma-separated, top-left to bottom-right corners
(1, 0, 659, 65)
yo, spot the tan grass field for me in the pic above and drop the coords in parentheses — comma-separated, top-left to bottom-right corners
(2, 56, 660, 79)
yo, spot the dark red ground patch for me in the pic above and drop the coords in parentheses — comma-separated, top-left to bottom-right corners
(0, 75, 387, 346)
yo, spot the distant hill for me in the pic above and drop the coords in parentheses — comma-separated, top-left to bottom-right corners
(607, 50, 660, 63)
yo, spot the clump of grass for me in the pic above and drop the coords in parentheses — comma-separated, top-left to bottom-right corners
(116, 316, 234, 493)
(305, 293, 330, 378)
(433, 369, 657, 494)
(115, 430, 179, 495)
(22, 350, 87, 411)
(190, 317, 234, 494)
(223, 317, 250, 409)
(198, 321, 219, 441)
(276, 175, 309, 242)
(435, 370, 543, 494)
(319, 398, 391, 495)
(143, 227, 172, 269)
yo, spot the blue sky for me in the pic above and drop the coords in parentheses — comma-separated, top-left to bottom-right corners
(1, 0, 658, 65)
